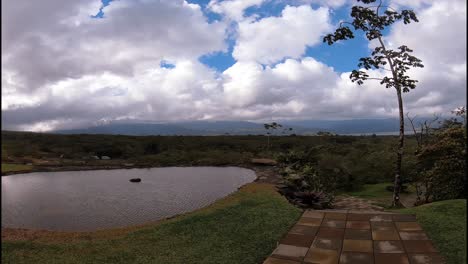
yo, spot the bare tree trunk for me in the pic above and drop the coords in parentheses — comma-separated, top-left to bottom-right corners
(393, 87, 404, 207)
(377, 35, 403, 207)
(267, 135, 270, 152)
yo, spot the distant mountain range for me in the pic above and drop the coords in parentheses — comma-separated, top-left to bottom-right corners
(52, 117, 442, 136)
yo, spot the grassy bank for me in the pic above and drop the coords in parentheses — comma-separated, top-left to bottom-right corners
(395, 199, 467, 264)
(1, 163, 33, 174)
(2, 183, 302, 264)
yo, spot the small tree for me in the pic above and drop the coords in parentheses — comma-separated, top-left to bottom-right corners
(324, 0, 424, 207)
(263, 122, 282, 151)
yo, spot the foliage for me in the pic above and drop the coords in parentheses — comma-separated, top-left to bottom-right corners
(277, 150, 336, 208)
(414, 118, 466, 202)
(1, 131, 418, 184)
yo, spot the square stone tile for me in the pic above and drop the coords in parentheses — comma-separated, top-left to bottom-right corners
(342, 239, 373, 253)
(374, 253, 410, 264)
(339, 252, 374, 264)
(324, 212, 347, 220)
(403, 240, 438, 253)
(398, 231, 429, 240)
(312, 238, 342, 251)
(395, 222, 422, 231)
(373, 240, 405, 253)
(280, 233, 315, 247)
(408, 253, 446, 264)
(372, 230, 400, 240)
(298, 217, 322, 227)
(272, 244, 309, 261)
(263, 257, 301, 264)
(346, 221, 370, 230)
(371, 222, 396, 231)
(289, 225, 318, 236)
(370, 215, 393, 222)
(347, 214, 374, 221)
(344, 229, 372, 240)
(304, 247, 339, 264)
(317, 227, 345, 239)
(303, 211, 325, 219)
(392, 214, 417, 222)
(322, 219, 346, 228)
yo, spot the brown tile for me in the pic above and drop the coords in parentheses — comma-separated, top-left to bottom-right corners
(322, 219, 346, 228)
(343, 239, 373, 253)
(392, 214, 417, 222)
(347, 214, 374, 221)
(403, 240, 438, 253)
(373, 240, 405, 253)
(395, 222, 423, 231)
(408, 253, 446, 264)
(303, 211, 325, 219)
(312, 238, 343, 251)
(398, 231, 429, 240)
(371, 221, 396, 231)
(298, 217, 322, 227)
(272, 244, 309, 262)
(280, 233, 315, 247)
(317, 227, 345, 239)
(263, 257, 301, 264)
(339, 252, 374, 264)
(304, 247, 339, 264)
(325, 212, 347, 220)
(346, 221, 370, 230)
(345, 229, 372, 240)
(372, 230, 400, 240)
(374, 253, 409, 264)
(370, 215, 393, 222)
(289, 225, 318, 236)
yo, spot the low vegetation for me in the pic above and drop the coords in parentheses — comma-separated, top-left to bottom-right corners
(1, 131, 419, 188)
(2, 183, 301, 264)
(396, 199, 467, 264)
(1, 163, 33, 173)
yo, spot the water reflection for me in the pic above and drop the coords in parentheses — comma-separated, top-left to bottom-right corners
(1, 167, 256, 231)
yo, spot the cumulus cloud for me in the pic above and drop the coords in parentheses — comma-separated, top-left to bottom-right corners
(208, 0, 266, 21)
(1, 0, 466, 131)
(1, 0, 226, 93)
(233, 5, 332, 64)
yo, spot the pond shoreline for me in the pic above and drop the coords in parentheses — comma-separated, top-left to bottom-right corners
(1, 164, 282, 240)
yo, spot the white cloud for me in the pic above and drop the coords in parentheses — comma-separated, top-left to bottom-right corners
(208, 0, 266, 21)
(1, 0, 227, 93)
(1, 0, 466, 131)
(233, 5, 332, 64)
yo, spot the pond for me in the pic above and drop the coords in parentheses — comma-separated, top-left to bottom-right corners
(1, 167, 256, 231)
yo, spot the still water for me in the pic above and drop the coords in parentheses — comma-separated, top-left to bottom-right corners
(1, 167, 256, 231)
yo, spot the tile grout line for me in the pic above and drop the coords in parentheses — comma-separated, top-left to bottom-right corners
(337, 211, 348, 264)
(301, 212, 324, 264)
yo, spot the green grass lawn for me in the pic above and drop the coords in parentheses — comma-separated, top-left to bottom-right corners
(395, 199, 467, 264)
(2, 183, 302, 264)
(339, 182, 417, 208)
(1, 163, 33, 173)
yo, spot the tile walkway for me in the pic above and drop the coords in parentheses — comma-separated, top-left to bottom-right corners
(264, 210, 445, 264)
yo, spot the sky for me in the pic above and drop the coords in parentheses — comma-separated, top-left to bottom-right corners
(1, 0, 466, 131)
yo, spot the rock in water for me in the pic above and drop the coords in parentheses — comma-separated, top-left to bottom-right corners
(129, 178, 141, 183)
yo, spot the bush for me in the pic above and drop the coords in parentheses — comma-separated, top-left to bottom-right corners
(278, 151, 337, 209)
(412, 115, 466, 203)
